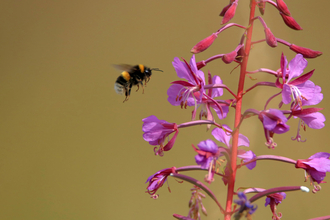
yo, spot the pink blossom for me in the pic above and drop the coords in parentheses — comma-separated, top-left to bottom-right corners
(142, 115, 178, 156)
(296, 152, 330, 184)
(276, 53, 316, 107)
(167, 55, 205, 108)
(265, 192, 286, 220)
(146, 167, 176, 196)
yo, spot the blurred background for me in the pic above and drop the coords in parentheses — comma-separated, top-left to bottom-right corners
(0, 0, 329, 219)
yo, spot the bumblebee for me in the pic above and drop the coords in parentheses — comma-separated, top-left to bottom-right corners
(114, 64, 163, 102)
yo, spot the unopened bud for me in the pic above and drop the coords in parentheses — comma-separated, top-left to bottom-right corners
(219, 3, 231, 16)
(201, 205, 208, 216)
(188, 199, 193, 207)
(290, 44, 323, 58)
(191, 33, 217, 54)
(276, 0, 291, 16)
(264, 28, 277, 47)
(221, 2, 237, 25)
(173, 214, 190, 220)
(258, 1, 266, 15)
(279, 12, 302, 30)
(222, 50, 237, 64)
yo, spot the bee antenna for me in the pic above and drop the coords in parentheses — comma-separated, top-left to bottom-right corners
(151, 68, 163, 72)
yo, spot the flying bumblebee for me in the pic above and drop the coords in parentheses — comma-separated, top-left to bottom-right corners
(114, 64, 163, 102)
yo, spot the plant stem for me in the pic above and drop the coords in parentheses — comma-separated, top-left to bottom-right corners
(224, 1, 256, 219)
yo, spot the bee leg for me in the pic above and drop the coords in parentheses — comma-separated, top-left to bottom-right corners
(145, 76, 151, 85)
(139, 81, 145, 94)
(135, 79, 144, 93)
(123, 85, 132, 103)
(123, 96, 129, 103)
(123, 93, 130, 103)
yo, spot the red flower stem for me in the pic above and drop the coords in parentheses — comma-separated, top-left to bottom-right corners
(237, 155, 296, 168)
(264, 91, 282, 110)
(249, 186, 304, 203)
(216, 23, 247, 34)
(204, 84, 238, 98)
(246, 68, 277, 76)
(203, 54, 225, 63)
(264, 0, 277, 8)
(243, 81, 276, 94)
(251, 38, 266, 45)
(178, 120, 229, 131)
(224, 1, 257, 219)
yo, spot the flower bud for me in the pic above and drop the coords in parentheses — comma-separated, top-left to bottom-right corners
(279, 12, 302, 30)
(221, 2, 237, 25)
(258, 1, 266, 15)
(219, 3, 231, 16)
(290, 44, 323, 58)
(222, 44, 244, 64)
(222, 50, 237, 64)
(191, 33, 218, 54)
(264, 28, 277, 47)
(201, 205, 208, 216)
(276, 0, 291, 16)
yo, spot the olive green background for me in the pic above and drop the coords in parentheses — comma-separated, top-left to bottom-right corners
(0, 0, 329, 219)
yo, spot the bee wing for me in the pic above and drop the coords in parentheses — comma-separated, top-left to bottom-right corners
(112, 64, 134, 72)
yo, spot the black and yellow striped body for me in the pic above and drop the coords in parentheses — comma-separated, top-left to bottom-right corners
(114, 64, 152, 102)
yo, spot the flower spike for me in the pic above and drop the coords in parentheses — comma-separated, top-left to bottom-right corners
(142, 1, 326, 219)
